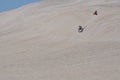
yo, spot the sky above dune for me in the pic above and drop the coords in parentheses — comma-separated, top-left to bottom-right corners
(0, 0, 42, 12)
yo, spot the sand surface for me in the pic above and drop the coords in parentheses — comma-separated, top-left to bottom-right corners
(0, 0, 120, 80)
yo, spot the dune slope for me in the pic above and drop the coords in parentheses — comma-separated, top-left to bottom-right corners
(0, 0, 120, 80)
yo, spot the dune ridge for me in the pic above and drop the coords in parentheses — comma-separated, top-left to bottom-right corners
(0, 0, 120, 80)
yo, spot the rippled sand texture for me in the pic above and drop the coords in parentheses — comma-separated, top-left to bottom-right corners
(0, 0, 120, 80)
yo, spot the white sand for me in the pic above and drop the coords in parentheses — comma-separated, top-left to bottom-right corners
(0, 0, 120, 80)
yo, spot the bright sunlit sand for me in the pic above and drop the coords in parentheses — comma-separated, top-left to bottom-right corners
(0, 0, 120, 80)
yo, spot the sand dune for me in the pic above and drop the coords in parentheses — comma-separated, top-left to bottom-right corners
(0, 0, 120, 80)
